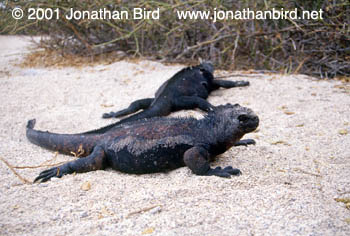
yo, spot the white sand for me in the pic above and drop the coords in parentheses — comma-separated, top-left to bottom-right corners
(0, 36, 349, 236)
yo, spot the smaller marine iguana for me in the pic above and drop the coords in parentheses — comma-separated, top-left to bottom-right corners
(26, 104, 259, 183)
(101, 62, 249, 126)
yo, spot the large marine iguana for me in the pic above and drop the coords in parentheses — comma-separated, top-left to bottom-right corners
(101, 62, 249, 126)
(26, 104, 259, 183)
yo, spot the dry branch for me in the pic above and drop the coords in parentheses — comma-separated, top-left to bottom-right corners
(2, 0, 349, 78)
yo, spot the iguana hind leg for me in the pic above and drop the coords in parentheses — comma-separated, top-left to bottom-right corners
(213, 80, 249, 88)
(174, 96, 215, 112)
(34, 146, 107, 183)
(103, 98, 153, 119)
(183, 146, 241, 178)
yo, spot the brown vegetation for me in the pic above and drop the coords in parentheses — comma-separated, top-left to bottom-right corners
(1, 0, 349, 78)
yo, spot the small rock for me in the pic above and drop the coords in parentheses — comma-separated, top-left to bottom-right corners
(80, 212, 89, 218)
(81, 181, 91, 191)
(338, 129, 348, 135)
(142, 227, 154, 235)
(150, 206, 162, 214)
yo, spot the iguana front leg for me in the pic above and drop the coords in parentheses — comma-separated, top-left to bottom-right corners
(103, 98, 154, 119)
(34, 146, 107, 183)
(183, 146, 241, 178)
(213, 80, 249, 88)
(174, 96, 215, 112)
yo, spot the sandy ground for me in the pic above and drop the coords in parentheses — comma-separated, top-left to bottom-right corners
(0, 35, 349, 236)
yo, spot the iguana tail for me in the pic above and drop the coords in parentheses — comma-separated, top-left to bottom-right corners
(119, 104, 170, 124)
(26, 119, 99, 156)
(81, 102, 170, 135)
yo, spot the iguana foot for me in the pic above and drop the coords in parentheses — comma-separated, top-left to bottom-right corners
(102, 112, 118, 118)
(34, 146, 106, 183)
(235, 81, 250, 87)
(206, 166, 241, 178)
(102, 98, 154, 119)
(234, 139, 256, 146)
(103, 110, 131, 118)
(34, 165, 70, 183)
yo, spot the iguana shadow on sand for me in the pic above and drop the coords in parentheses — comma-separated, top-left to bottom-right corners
(27, 104, 259, 183)
(95, 62, 249, 135)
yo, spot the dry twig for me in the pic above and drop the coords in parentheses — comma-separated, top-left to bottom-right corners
(0, 156, 32, 184)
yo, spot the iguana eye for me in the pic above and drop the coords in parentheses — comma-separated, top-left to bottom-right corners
(201, 81, 208, 89)
(238, 114, 250, 123)
(199, 68, 206, 75)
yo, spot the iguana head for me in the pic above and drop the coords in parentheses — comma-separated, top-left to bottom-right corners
(198, 61, 214, 74)
(190, 62, 215, 93)
(211, 103, 259, 134)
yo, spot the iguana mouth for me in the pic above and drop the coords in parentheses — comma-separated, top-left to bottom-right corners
(238, 113, 259, 133)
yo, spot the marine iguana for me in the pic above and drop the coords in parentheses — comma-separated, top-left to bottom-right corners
(101, 62, 249, 128)
(27, 103, 259, 183)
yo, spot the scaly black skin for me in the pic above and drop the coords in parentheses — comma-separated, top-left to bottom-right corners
(26, 104, 259, 183)
(96, 62, 249, 135)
